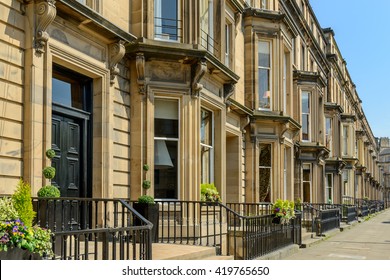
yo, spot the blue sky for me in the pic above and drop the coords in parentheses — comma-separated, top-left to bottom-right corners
(310, 0, 390, 138)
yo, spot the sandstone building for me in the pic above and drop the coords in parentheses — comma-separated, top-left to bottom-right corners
(0, 0, 386, 206)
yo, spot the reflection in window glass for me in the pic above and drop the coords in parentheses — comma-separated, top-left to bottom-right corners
(259, 143, 271, 202)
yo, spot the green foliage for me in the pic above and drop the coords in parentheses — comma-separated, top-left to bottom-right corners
(0, 197, 19, 222)
(272, 199, 295, 223)
(142, 180, 151, 189)
(37, 185, 61, 198)
(143, 164, 150, 171)
(31, 226, 53, 257)
(45, 149, 56, 159)
(11, 179, 35, 227)
(137, 195, 155, 204)
(200, 183, 221, 202)
(42, 166, 56, 180)
(0, 219, 53, 257)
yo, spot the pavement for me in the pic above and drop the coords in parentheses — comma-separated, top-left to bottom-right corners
(281, 208, 390, 260)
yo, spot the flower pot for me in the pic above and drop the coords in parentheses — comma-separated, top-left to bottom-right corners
(272, 215, 281, 224)
(133, 203, 159, 243)
(0, 248, 41, 260)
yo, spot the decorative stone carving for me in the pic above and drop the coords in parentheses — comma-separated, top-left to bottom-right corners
(191, 59, 207, 97)
(224, 83, 235, 103)
(136, 53, 146, 94)
(35, 0, 57, 54)
(109, 41, 125, 85)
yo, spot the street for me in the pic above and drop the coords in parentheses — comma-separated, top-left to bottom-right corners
(283, 209, 390, 260)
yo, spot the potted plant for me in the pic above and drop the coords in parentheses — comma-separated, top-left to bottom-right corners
(271, 199, 295, 224)
(133, 195, 159, 243)
(200, 183, 221, 204)
(0, 180, 54, 260)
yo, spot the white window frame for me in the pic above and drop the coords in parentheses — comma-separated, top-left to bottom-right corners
(258, 40, 272, 110)
(259, 143, 272, 202)
(154, 0, 180, 42)
(200, 108, 215, 184)
(302, 163, 312, 202)
(326, 117, 332, 156)
(342, 125, 349, 156)
(154, 97, 181, 199)
(325, 173, 333, 204)
(301, 91, 311, 141)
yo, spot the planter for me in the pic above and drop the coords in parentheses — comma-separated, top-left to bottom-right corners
(133, 203, 159, 243)
(272, 216, 281, 224)
(0, 248, 41, 260)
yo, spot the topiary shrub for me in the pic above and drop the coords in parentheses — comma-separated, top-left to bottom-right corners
(42, 166, 56, 180)
(142, 180, 151, 189)
(37, 185, 61, 198)
(45, 149, 56, 159)
(11, 179, 36, 227)
(137, 195, 155, 204)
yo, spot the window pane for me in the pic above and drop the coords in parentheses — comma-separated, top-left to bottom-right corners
(259, 144, 271, 166)
(302, 115, 309, 140)
(259, 69, 270, 109)
(201, 109, 212, 145)
(154, 140, 178, 199)
(154, 99, 179, 138)
(258, 41, 270, 67)
(302, 92, 309, 113)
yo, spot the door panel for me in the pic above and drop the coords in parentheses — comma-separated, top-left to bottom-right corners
(52, 113, 83, 198)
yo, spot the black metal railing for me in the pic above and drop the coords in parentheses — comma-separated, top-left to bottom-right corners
(33, 197, 302, 260)
(154, 17, 182, 41)
(300, 203, 341, 236)
(200, 29, 219, 57)
(315, 208, 340, 236)
(32, 198, 152, 260)
(342, 205, 357, 224)
(224, 206, 301, 260)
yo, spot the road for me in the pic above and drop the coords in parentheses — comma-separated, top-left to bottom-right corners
(283, 208, 390, 260)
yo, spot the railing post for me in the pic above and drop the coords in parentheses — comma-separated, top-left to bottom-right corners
(102, 231, 109, 260)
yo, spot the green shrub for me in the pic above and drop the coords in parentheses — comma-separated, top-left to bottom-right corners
(11, 179, 36, 227)
(42, 166, 56, 180)
(0, 197, 19, 222)
(45, 149, 56, 159)
(200, 183, 221, 202)
(142, 180, 151, 189)
(137, 195, 155, 204)
(37, 185, 60, 198)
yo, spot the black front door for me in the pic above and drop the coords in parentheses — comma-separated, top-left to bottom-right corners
(51, 108, 89, 198)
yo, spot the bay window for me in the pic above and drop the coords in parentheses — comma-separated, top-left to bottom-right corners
(259, 143, 272, 202)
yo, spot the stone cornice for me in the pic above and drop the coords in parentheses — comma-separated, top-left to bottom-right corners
(56, 0, 136, 42)
(293, 70, 327, 88)
(243, 8, 285, 22)
(126, 38, 240, 85)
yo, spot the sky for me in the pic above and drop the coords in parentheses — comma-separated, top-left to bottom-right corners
(310, 0, 390, 138)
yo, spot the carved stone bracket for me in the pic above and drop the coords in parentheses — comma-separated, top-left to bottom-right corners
(108, 41, 125, 85)
(35, 0, 57, 54)
(191, 59, 207, 98)
(136, 53, 146, 94)
(224, 83, 235, 103)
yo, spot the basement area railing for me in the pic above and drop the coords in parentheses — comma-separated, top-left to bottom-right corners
(32, 198, 152, 260)
(300, 203, 341, 236)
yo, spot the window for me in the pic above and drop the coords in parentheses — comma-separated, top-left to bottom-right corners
(283, 51, 291, 114)
(259, 143, 272, 202)
(154, 99, 179, 199)
(342, 125, 349, 156)
(225, 22, 232, 68)
(301, 91, 310, 141)
(77, 0, 100, 13)
(201, 108, 214, 184)
(200, 0, 217, 55)
(325, 173, 333, 203)
(326, 117, 332, 156)
(292, 38, 296, 65)
(260, 0, 268, 9)
(258, 40, 271, 110)
(301, 44, 305, 70)
(302, 164, 311, 202)
(154, 0, 180, 41)
(342, 170, 349, 196)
